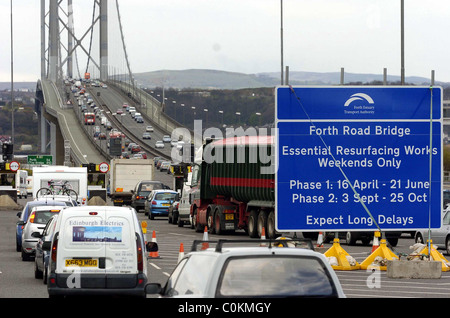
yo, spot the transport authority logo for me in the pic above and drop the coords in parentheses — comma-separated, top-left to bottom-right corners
(344, 93, 375, 115)
(344, 93, 374, 107)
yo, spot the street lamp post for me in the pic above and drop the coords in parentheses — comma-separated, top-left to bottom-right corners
(181, 103, 185, 124)
(204, 108, 208, 127)
(400, 0, 405, 85)
(219, 110, 224, 125)
(255, 112, 261, 127)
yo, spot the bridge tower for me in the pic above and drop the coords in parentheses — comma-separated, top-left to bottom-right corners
(36, 0, 109, 163)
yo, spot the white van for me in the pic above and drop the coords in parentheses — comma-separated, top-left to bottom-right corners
(32, 166, 88, 205)
(26, 176, 33, 196)
(46, 206, 150, 298)
(177, 172, 193, 227)
(16, 170, 28, 199)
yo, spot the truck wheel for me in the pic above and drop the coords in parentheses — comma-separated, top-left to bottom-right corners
(266, 211, 277, 239)
(193, 208, 202, 232)
(207, 211, 215, 234)
(248, 210, 259, 238)
(346, 232, 357, 246)
(214, 211, 223, 235)
(257, 211, 268, 238)
(387, 238, 398, 247)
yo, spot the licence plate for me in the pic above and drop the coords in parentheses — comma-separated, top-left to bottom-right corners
(65, 259, 98, 267)
(162, 203, 170, 206)
(225, 214, 234, 220)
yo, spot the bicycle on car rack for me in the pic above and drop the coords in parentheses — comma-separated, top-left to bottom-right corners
(36, 180, 78, 201)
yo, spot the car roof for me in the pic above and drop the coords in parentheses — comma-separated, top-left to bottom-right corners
(59, 205, 135, 215)
(190, 238, 316, 253)
(29, 199, 67, 206)
(152, 189, 177, 193)
(31, 205, 65, 211)
(37, 195, 73, 201)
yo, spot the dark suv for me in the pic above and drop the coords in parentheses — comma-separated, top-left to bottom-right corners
(131, 180, 169, 212)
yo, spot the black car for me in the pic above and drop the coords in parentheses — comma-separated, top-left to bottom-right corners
(168, 201, 180, 225)
(131, 180, 170, 213)
(34, 215, 58, 284)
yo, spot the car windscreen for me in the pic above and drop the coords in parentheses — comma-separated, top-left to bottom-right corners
(21, 201, 66, 221)
(139, 183, 163, 194)
(154, 193, 177, 201)
(163, 255, 216, 296)
(216, 255, 338, 297)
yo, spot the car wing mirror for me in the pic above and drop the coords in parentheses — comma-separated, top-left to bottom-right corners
(42, 241, 51, 251)
(145, 283, 162, 295)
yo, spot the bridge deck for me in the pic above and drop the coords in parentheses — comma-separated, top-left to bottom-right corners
(42, 80, 106, 165)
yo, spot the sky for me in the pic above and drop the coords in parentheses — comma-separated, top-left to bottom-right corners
(1, 0, 450, 83)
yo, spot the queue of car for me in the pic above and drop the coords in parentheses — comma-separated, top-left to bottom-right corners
(15, 175, 347, 298)
(15, 191, 154, 297)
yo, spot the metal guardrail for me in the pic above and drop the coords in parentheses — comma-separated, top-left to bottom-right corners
(106, 80, 202, 146)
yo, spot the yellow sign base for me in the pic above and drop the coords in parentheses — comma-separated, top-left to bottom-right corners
(415, 241, 450, 272)
(324, 238, 361, 270)
(360, 239, 398, 270)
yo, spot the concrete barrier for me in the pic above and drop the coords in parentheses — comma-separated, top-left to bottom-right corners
(387, 260, 442, 279)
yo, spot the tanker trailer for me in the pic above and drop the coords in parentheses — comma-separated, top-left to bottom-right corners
(189, 136, 276, 238)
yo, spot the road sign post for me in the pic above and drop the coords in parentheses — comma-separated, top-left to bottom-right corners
(275, 86, 443, 232)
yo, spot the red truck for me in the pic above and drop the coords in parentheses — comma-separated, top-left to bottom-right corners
(189, 136, 276, 238)
(84, 112, 95, 125)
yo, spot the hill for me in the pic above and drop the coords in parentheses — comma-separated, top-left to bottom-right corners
(134, 69, 449, 89)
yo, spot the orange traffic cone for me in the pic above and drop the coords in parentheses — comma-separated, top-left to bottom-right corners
(148, 230, 160, 259)
(261, 227, 266, 239)
(371, 231, 380, 253)
(177, 243, 185, 263)
(260, 227, 267, 246)
(201, 226, 209, 250)
(316, 232, 324, 247)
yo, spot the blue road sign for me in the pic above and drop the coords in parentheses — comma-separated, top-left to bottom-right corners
(275, 86, 442, 232)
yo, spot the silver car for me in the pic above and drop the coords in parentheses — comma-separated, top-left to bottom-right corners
(163, 135, 171, 143)
(415, 210, 450, 254)
(21, 205, 65, 261)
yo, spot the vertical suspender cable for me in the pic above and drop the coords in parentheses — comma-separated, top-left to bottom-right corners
(115, 0, 134, 92)
(85, 1, 97, 75)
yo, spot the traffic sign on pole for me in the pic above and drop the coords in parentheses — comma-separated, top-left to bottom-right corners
(9, 161, 20, 172)
(275, 86, 442, 232)
(98, 162, 110, 173)
(27, 155, 53, 165)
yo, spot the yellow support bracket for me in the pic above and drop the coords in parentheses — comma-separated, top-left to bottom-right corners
(415, 240, 450, 272)
(360, 239, 398, 270)
(324, 238, 361, 270)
